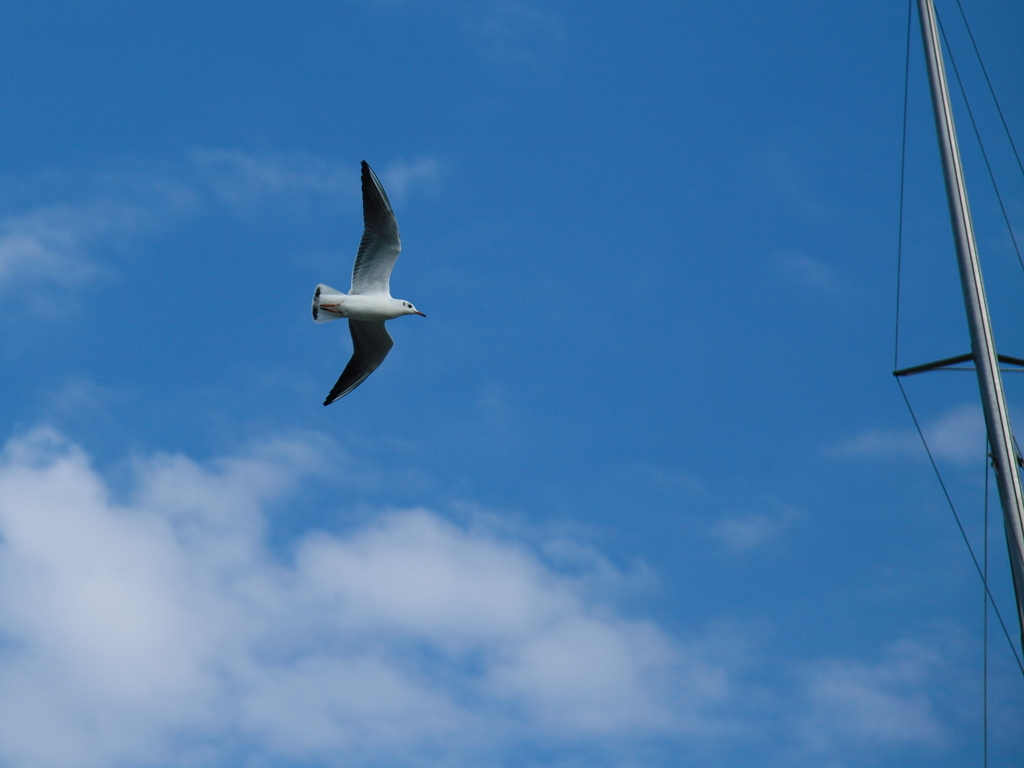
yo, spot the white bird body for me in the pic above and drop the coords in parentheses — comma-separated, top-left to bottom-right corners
(313, 287, 421, 322)
(312, 161, 425, 405)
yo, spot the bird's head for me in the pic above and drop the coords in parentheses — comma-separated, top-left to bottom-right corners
(399, 300, 426, 317)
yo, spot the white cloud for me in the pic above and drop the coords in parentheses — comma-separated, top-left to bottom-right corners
(191, 148, 353, 209)
(0, 200, 149, 290)
(191, 149, 441, 211)
(0, 428, 737, 767)
(471, 0, 563, 69)
(830, 427, 920, 457)
(923, 404, 986, 464)
(711, 502, 803, 554)
(633, 464, 708, 497)
(381, 157, 441, 203)
(0, 164, 200, 303)
(830, 405, 985, 466)
(772, 253, 839, 291)
(0, 150, 439, 303)
(757, 151, 831, 218)
(793, 641, 945, 756)
(0, 428, 971, 766)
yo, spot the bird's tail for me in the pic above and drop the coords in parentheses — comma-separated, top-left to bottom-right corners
(312, 284, 346, 323)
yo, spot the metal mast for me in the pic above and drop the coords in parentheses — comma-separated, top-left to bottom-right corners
(916, 0, 1024, 646)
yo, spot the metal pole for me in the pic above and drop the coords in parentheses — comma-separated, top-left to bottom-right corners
(916, 0, 1024, 647)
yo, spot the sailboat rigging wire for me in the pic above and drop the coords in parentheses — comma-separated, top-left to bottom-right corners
(983, 439, 989, 768)
(936, 11, 1024, 277)
(895, 378, 1024, 676)
(953, 0, 1024, 184)
(888, 1, 1024, 679)
(894, 0, 913, 371)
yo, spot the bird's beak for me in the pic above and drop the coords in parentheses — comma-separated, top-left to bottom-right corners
(414, 311, 427, 317)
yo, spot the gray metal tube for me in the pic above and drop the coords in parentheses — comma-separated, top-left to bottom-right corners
(916, 0, 1024, 647)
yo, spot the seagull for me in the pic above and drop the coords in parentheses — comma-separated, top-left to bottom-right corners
(312, 161, 425, 405)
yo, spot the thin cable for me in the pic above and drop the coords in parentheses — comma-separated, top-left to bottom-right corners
(937, 12, 1024, 276)
(895, 378, 1024, 676)
(901, 368, 1024, 373)
(894, 0, 912, 371)
(954, 0, 1024, 182)
(983, 439, 989, 768)
(897, 368, 1024, 373)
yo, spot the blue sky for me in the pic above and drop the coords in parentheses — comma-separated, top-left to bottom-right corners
(0, 0, 1023, 766)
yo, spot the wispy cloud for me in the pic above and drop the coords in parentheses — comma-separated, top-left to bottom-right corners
(0, 200, 150, 291)
(830, 427, 920, 457)
(756, 151, 831, 218)
(191, 148, 353, 209)
(772, 252, 840, 291)
(470, 0, 564, 70)
(0, 150, 438, 306)
(923, 404, 986, 464)
(830, 405, 985, 466)
(381, 157, 441, 203)
(0, 161, 199, 303)
(792, 641, 945, 756)
(634, 464, 708, 497)
(711, 501, 804, 554)
(191, 149, 442, 210)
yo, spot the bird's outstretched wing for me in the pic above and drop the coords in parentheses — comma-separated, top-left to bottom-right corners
(323, 320, 394, 405)
(350, 161, 401, 296)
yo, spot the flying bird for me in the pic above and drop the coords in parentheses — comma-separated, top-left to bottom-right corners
(312, 161, 425, 405)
